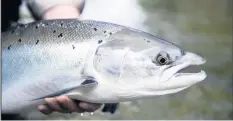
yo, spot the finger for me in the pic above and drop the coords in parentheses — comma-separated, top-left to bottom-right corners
(72, 100, 86, 113)
(55, 96, 71, 113)
(79, 102, 101, 112)
(37, 104, 53, 115)
(45, 97, 62, 112)
(56, 96, 85, 113)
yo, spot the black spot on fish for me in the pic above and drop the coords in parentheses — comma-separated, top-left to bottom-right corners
(109, 32, 112, 35)
(72, 45, 75, 49)
(45, 23, 49, 26)
(36, 40, 39, 44)
(8, 45, 11, 50)
(181, 50, 185, 55)
(144, 38, 150, 43)
(104, 30, 107, 33)
(98, 40, 103, 44)
(94, 28, 97, 31)
(60, 23, 63, 26)
(11, 30, 15, 34)
(53, 30, 56, 33)
(35, 25, 38, 29)
(58, 33, 63, 38)
(18, 39, 22, 42)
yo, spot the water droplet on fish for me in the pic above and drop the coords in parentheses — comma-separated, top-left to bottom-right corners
(80, 113, 84, 116)
(90, 112, 94, 115)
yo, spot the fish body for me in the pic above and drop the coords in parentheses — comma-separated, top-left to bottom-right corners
(2, 19, 206, 116)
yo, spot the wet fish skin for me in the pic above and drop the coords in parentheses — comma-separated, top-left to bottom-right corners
(2, 19, 125, 114)
(2, 19, 206, 116)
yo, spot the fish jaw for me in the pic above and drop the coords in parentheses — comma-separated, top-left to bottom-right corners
(137, 52, 207, 96)
(159, 52, 206, 83)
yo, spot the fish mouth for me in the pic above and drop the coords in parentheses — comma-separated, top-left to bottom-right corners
(160, 52, 207, 87)
(175, 65, 204, 76)
(136, 52, 206, 96)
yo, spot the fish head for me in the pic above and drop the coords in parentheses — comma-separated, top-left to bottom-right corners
(94, 27, 206, 96)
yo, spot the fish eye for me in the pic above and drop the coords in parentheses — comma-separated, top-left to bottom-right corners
(153, 51, 170, 65)
(158, 56, 168, 65)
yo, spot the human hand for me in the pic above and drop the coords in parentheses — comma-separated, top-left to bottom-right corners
(42, 5, 81, 20)
(37, 96, 101, 115)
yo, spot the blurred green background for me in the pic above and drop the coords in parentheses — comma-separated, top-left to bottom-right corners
(24, 0, 231, 120)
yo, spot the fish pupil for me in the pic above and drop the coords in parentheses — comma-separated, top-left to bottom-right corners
(157, 55, 169, 65)
(159, 58, 166, 64)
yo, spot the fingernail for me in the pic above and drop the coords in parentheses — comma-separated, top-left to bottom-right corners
(79, 102, 89, 109)
(37, 105, 52, 115)
(37, 105, 44, 111)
